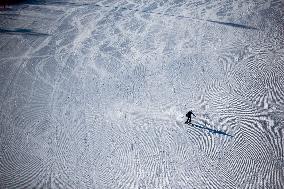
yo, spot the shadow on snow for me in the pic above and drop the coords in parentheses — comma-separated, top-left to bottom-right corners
(0, 28, 49, 36)
(187, 122, 234, 137)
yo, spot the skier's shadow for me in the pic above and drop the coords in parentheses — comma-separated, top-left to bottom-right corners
(186, 122, 233, 137)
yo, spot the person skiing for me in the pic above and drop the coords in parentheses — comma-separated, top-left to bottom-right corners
(185, 110, 196, 124)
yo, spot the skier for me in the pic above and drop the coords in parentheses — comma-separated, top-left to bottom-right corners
(185, 110, 196, 124)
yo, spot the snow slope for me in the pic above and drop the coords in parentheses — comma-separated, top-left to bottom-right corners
(0, 0, 284, 188)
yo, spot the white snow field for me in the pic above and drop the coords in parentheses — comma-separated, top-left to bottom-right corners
(0, 0, 284, 188)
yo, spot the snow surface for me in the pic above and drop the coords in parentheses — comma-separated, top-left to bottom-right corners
(0, 0, 284, 188)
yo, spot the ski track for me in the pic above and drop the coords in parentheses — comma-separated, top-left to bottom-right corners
(0, 0, 284, 188)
